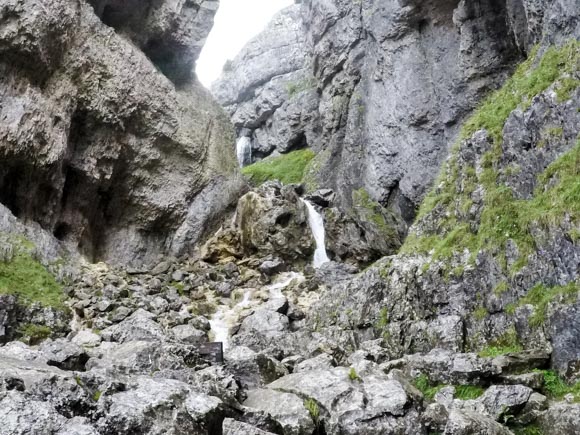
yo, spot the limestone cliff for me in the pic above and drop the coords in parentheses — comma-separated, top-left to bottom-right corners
(0, 0, 243, 266)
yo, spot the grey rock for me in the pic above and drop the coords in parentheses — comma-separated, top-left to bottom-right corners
(222, 418, 277, 435)
(294, 353, 335, 373)
(0, 391, 66, 435)
(171, 324, 207, 345)
(244, 389, 314, 435)
(539, 402, 580, 434)
(479, 385, 533, 420)
(101, 309, 165, 343)
(39, 339, 88, 371)
(443, 409, 512, 435)
(225, 346, 288, 390)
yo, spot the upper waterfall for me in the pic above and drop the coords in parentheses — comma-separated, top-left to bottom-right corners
(301, 198, 330, 268)
(236, 136, 252, 167)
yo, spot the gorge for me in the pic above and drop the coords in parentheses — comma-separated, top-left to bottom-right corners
(0, 0, 579, 434)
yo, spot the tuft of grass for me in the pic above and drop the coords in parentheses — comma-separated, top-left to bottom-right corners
(478, 328, 523, 357)
(493, 281, 509, 296)
(348, 367, 360, 382)
(93, 390, 102, 402)
(17, 323, 52, 345)
(414, 374, 445, 400)
(518, 281, 579, 327)
(0, 249, 65, 309)
(242, 149, 315, 185)
(473, 306, 488, 321)
(534, 369, 580, 401)
(304, 398, 320, 424)
(454, 385, 485, 400)
(375, 307, 389, 330)
(512, 424, 545, 435)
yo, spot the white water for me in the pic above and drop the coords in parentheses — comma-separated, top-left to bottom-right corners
(209, 273, 304, 351)
(301, 199, 330, 268)
(236, 136, 252, 167)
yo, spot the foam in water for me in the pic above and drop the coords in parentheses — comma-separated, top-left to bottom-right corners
(301, 198, 330, 268)
(236, 136, 252, 167)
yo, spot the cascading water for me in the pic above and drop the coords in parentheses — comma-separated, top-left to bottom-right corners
(301, 198, 330, 268)
(236, 136, 252, 167)
(209, 272, 304, 351)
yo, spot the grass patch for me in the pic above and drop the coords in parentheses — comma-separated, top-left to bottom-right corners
(241, 149, 315, 185)
(402, 41, 580, 269)
(414, 374, 445, 400)
(478, 328, 523, 357)
(0, 244, 65, 309)
(512, 424, 545, 435)
(454, 385, 485, 400)
(473, 306, 488, 321)
(534, 369, 580, 401)
(518, 281, 579, 327)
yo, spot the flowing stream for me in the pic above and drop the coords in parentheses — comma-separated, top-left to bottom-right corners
(209, 272, 304, 351)
(301, 198, 330, 268)
(236, 136, 252, 167)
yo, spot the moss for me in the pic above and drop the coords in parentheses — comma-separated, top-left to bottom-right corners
(0, 242, 65, 309)
(402, 42, 580, 270)
(493, 281, 509, 296)
(171, 281, 185, 296)
(544, 126, 564, 138)
(92, 390, 102, 402)
(473, 306, 488, 321)
(518, 281, 579, 327)
(17, 324, 52, 345)
(478, 328, 523, 357)
(512, 424, 545, 435)
(534, 369, 580, 401)
(352, 188, 400, 241)
(454, 385, 485, 400)
(414, 374, 445, 400)
(242, 149, 315, 185)
(555, 76, 580, 102)
(375, 307, 389, 330)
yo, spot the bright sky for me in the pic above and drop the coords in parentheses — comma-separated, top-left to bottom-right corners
(196, 0, 294, 88)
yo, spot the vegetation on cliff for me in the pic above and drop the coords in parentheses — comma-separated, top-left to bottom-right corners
(242, 149, 316, 185)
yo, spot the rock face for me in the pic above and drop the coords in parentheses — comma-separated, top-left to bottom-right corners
(212, 5, 320, 160)
(214, 0, 579, 230)
(0, 0, 243, 266)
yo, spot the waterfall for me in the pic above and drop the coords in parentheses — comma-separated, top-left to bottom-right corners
(236, 136, 252, 167)
(301, 199, 330, 268)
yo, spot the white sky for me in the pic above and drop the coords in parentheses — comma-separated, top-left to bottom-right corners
(196, 0, 294, 88)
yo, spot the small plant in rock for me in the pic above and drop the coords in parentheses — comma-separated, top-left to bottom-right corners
(413, 374, 444, 400)
(304, 398, 320, 425)
(348, 367, 360, 382)
(17, 323, 52, 345)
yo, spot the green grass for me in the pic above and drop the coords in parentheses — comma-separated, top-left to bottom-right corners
(402, 41, 580, 269)
(414, 374, 445, 400)
(518, 281, 579, 327)
(92, 390, 102, 402)
(493, 281, 509, 296)
(512, 424, 544, 435)
(0, 248, 65, 309)
(534, 369, 580, 401)
(304, 398, 320, 424)
(454, 385, 485, 400)
(348, 367, 360, 381)
(241, 149, 315, 185)
(473, 306, 488, 320)
(478, 327, 523, 357)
